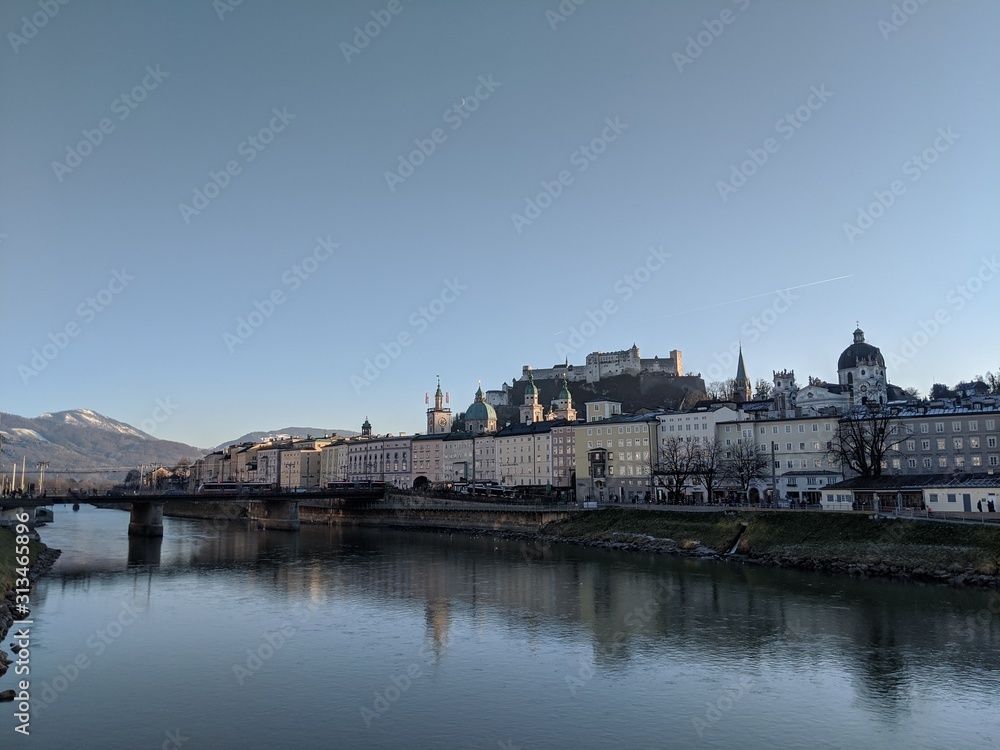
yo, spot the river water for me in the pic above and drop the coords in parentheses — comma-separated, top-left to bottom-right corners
(3, 505, 999, 749)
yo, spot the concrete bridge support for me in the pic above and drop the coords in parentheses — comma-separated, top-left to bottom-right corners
(128, 501, 164, 537)
(253, 498, 300, 532)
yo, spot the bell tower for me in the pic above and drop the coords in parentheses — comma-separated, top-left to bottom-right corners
(426, 377, 452, 434)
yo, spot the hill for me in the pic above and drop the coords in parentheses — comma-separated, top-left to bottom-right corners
(0, 409, 205, 488)
(215, 427, 359, 449)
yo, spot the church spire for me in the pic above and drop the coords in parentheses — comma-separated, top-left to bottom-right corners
(734, 343, 751, 403)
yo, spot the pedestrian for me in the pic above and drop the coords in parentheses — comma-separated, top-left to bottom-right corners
(990, 499, 996, 513)
(977, 500, 983, 513)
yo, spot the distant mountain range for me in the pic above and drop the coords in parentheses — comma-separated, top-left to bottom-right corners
(215, 427, 359, 450)
(0, 409, 206, 486)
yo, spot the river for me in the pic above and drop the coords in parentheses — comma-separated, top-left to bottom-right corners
(3, 505, 999, 749)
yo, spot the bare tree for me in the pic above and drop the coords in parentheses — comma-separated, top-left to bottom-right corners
(722, 439, 769, 498)
(828, 405, 908, 479)
(655, 437, 698, 504)
(706, 379, 736, 401)
(691, 437, 724, 504)
(753, 378, 772, 401)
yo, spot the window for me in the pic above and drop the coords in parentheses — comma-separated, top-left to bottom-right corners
(786, 443, 792, 451)
(772, 426, 779, 434)
(920, 423, 929, 433)
(906, 440, 915, 451)
(938, 457, 948, 467)
(972, 455, 982, 467)
(759, 427, 766, 435)
(773, 461, 780, 469)
(955, 456, 965, 467)
(989, 437, 997, 448)
(799, 442, 806, 450)
(587, 428, 592, 436)
(907, 458, 917, 468)
(785, 426, 792, 433)
(937, 438, 946, 450)
(947, 493, 957, 503)
(971, 437, 980, 449)
(929, 493, 938, 503)
(798, 425, 805, 433)
(813, 441, 821, 450)
(786, 460, 794, 468)
(891, 458, 901, 469)
(812, 424, 819, 432)
(935, 423, 944, 432)
(986, 419, 996, 430)
(989, 455, 999, 466)
(922, 439, 930, 451)
(954, 438, 963, 450)
(952, 421, 962, 432)
(969, 420, 978, 431)
(923, 457, 932, 468)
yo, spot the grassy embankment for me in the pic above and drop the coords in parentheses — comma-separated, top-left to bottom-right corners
(543, 509, 1000, 574)
(0, 527, 46, 595)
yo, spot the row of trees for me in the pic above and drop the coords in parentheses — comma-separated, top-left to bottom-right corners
(654, 437, 769, 503)
(654, 403, 916, 502)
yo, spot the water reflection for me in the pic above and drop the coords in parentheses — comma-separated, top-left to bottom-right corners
(26, 507, 1000, 748)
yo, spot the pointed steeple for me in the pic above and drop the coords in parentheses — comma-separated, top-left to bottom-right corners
(734, 344, 751, 404)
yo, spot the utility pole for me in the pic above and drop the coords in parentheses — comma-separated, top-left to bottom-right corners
(770, 441, 777, 505)
(36, 462, 50, 495)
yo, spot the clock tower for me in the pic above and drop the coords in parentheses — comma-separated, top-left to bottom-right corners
(426, 377, 452, 434)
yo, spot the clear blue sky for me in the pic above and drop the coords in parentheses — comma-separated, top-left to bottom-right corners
(2, 0, 997, 448)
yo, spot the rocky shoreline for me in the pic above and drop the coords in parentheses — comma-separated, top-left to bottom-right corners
(422, 525, 1000, 590)
(0, 545, 61, 690)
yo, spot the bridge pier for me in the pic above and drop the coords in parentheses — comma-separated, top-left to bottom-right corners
(253, 498, 300, 532)
(128, 501, 164, 537)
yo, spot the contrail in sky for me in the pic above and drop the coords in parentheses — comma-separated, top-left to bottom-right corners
(552, 274, 853, 334)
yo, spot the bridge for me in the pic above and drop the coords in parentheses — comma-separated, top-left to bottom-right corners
(0, 490, 379, 536)
(0, 491, 579, 537)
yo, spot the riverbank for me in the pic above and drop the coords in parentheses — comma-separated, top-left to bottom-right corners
(533, 509, 1000, 588)
(154, 501, 1000, 588)
(0, 526, 61, 683)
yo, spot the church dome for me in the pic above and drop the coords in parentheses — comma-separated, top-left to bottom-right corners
(466, 384, 497, 424)
(466, 400, 497, 422)
(838, 327, 885, 370)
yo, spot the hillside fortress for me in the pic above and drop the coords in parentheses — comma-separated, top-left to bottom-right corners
(522, 344, 682, 385)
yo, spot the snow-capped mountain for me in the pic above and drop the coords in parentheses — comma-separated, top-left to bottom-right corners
(0, 409, 205, 483)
